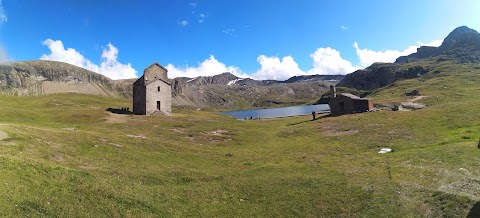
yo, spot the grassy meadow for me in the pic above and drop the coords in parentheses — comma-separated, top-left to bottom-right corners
(0, 60, 480, 217)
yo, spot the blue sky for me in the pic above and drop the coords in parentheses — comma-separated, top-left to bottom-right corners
(1, 0, 479, 80)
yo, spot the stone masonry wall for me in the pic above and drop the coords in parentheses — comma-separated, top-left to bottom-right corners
(133, 76, 146, 115)
(144, 63, 168, 82)
(146, 79, 171, 115)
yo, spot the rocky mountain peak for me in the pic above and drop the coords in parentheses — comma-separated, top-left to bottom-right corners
(395, 26, 480, 64)
(341, 26, 480, 92)
(440, 26, 480, 50)
(187, 72, 239, 85)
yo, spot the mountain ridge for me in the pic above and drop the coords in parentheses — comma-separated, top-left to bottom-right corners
(338, 26, 480, 91)
(0, 60, 343, 109)
(395, 26, 480, 64)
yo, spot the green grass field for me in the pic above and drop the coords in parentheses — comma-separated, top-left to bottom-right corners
(1, 60, 480, 217)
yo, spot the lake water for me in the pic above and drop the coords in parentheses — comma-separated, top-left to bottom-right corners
(221, 104, 330, 119)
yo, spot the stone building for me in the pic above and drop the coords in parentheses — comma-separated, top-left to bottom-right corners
(405, 89, 420, 96)
(133, 62, 172, 115)
(328, 85, 373, 116)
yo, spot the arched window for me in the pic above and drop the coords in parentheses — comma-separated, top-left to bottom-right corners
(157, 86, 160, 92)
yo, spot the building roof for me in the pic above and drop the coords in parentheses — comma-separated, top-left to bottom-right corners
(339, 93, 371, 100)
(144, 62, 168, 73)
(146, 78, 171, 86)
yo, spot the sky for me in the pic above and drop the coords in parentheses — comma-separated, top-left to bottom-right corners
(1, 0, 480, 80)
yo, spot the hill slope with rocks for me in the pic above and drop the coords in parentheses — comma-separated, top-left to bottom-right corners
(337, 63, 430, 91)
(171, 75, 338, 108)
(337, 26, 480, 91)
(0, 60, 343, 109)
(0, 61, 120, 96)
(396, 26, 480, 64)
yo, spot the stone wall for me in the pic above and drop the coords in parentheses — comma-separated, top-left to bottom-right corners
(132, 63, 174, 115)
(133, 76, 146, 115)
(145, 79, 171, 115)
(329, 95, 372, 116)
(144, 63, 169, 82)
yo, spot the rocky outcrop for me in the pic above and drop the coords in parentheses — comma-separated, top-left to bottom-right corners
(337, 63, 429, 91)
(283, 75, 344, 83)
(396, 26, 480, 64)
(186, 72, 239, 85)
(340, 26, 480, 92)
(440, 26, 480, 50)
(0, 60, 120, 96)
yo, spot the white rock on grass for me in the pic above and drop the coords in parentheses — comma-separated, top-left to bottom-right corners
(378, 148, 393, 154)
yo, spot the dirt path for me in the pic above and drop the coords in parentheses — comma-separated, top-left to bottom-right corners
(0, 130, 8, 140)
(400, 96, 429, 110)
(104, 112, 131, 123)
(407, 95, 428, 103)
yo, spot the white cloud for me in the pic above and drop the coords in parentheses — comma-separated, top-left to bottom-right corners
(189, 2, 197, 7)
(40, 39, 137, 80)
(251, 55, 304, 80)
(161, 38, 444, 80)
(0, 0, 7, 24)
(165, 55, 246, 78)
(419, 40, 443, 47)
(354, 40, 442, 67)
(98, 43, 137, 80)
(223, 28, 236, 36)
(198, 13, 206, 23)
(40, 39, 99, 72)
(250, 48, 359, 80)
(178, 20, 189, 27)
(341, 26, 349, 30)
(308, 47, 359, 75)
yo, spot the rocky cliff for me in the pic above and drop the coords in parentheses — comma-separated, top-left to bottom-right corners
(339, 26, 480, 91)
(396, 26, 480, 64)
(0, 60, 120, 96)
(337, 63, 429, 91)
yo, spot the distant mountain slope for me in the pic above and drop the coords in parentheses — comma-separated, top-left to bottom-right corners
(338, 26, 480, 91)
(0, 60, 121, 96)
(283, 75, 344, 83)
(165, 72, 341, 108)
(171, 78, 337, 108)
(337, 63, 429, 91)
(0, 60, 342, 109)
(396, 26, 480, 64)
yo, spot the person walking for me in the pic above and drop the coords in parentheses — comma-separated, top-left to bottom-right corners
(311, 111, 316, 120)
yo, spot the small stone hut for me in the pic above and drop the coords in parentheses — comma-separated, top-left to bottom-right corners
(328, 85, 373, 116)
(405, 90, 420, 96)
(133, 62, 172, 115)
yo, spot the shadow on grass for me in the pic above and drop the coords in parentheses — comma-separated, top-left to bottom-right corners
(106, 108, 134, 115)
(467, 201, 480, 218)
(287, 114, 332, 126)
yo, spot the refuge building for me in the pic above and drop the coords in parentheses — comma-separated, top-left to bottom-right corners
(133, 62, 172, 115)
(328, 85, 373, 116)
(405, 89, 420, 96)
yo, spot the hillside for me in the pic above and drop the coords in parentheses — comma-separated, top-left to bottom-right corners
(337, 26, 480, 91)
(0, 61, 342, 109)
(337, 63, 429, 91)
(396, 26, 480, 64)
(171, 75, 338, 108)
(0, 59, 480, 216)
(0, 60, 120, 96)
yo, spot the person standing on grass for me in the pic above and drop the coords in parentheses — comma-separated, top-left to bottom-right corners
(312, 111, 316, 120)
